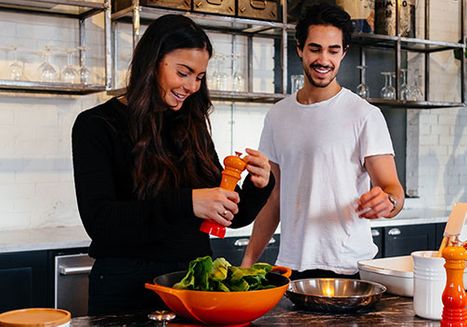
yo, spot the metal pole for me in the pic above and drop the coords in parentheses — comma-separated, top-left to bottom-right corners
(247, 36, 253, 93)
(461, 0, 465, 103)
(424, 0, 430, 101)
(132, 0, 141, 49)
(79, 18, 85, 84)
(104, 0, 112, 90)
(281, 0, 287, 94)
(359, 48, 366, 84)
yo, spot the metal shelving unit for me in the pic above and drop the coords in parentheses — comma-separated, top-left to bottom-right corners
(0, 80, 105, 94)
(354, 0, 466, 109)
(0, 0, 111, 95)
(109, 1, 289, 103)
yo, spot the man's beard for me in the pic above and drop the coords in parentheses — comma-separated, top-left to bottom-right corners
(303, 64, 336, 88)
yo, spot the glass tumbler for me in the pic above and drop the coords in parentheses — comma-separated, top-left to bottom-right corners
(291, 75, 304, 94)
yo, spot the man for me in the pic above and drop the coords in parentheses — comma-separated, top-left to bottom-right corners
(241, 3, 404, 279)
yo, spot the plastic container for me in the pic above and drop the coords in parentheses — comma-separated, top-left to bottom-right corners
(0, 308, 71, 327)
(412, 250, 445, 320)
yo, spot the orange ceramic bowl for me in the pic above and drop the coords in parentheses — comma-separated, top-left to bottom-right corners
(145, 266, 291, 326)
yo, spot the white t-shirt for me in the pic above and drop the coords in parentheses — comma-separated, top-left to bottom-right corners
(259, 87, 394, 274)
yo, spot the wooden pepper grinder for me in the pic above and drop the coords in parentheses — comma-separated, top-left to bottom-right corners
(441, 241, 467, 327)
(199, 152, 247, 238)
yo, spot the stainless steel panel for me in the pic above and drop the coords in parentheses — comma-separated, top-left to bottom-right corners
(55, 253, 95, 317)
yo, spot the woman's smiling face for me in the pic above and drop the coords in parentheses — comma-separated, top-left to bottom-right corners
(158, 48, 210, 111)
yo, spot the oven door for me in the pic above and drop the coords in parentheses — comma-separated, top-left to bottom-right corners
(55, 253, 95, 317)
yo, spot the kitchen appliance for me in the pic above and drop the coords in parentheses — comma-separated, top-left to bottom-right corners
(237, 0, 279, 21)
(192, 0, 235, 17)
(286, 278, 386, 312)
(112, 0, 191, 13)
(55, 253, 95, 317)
(145, 266, 291, 325)
(358, 255, 467, 297)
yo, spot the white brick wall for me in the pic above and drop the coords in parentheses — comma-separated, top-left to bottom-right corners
(406, 0, 467, 209)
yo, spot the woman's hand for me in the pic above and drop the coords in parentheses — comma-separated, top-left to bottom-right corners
(192, 188, 240, 226)
(243, 148, 271, 189)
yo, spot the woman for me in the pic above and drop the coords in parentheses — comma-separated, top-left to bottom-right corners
(71, 14, 274, 315)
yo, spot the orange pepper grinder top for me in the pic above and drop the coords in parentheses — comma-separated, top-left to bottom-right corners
(199, 152, 247, 238)
(441, 242, 467, 327)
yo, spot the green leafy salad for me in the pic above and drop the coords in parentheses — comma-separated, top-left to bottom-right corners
(173, 256, 275, 292)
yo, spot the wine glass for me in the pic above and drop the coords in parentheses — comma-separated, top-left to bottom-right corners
(61, 48, 78, 83)
(409, 69, 423, 101)
(290, 74, 304, 93)
(231, 54, 245, 92)
(38, 46, 57, 82)
(380, 72, 396, 99)
(77, 46, 91, 85)
(356, 65, 370, 98)
(212, 54, 227, 90)
(400, 69, 410, 101)
(8, 46, 24, 81)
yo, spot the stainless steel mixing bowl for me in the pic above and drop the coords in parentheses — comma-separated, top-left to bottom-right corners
(286, 278, 387, 313)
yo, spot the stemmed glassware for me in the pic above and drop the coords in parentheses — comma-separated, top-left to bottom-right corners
(212, 54, 227, 90)
(38, 46, 57, 82)
(231, 54, 245, 92)
(8, 46, 24, 81)
(61, 48, 78, 83)
(380, 72, 396, 99)
(77, 46, 91, 85)
(356, 65, 370, 98)
(399, 68, 410, 101)
(409, 69, 423, 101)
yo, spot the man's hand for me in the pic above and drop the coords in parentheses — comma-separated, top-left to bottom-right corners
(357, 186, 395, 219)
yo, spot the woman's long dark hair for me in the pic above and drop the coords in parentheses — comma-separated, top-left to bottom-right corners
(126, 14, 220, 199)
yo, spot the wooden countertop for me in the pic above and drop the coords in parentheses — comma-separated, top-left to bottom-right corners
(70, 295, 440, 326)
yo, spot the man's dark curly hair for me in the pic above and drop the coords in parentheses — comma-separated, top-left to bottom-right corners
(295, 3, 353, 51)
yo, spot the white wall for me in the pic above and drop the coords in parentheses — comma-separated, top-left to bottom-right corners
(406, 0, 467, 209)
(0, 2, 465, 231)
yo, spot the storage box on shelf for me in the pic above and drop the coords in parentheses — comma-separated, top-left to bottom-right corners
(112, 0, 280, 21)
(0, 0, 111, 95)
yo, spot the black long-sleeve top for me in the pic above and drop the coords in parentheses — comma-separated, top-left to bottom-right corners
(72, 98, 274, 262)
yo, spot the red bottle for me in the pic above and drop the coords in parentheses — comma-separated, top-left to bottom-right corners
(199, 152, 247, 238)
(441, 243, 467, 326)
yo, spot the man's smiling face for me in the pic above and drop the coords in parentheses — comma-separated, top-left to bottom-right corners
(297, 24, 346, 89)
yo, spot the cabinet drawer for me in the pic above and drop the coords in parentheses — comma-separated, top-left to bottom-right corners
(0, 251, 48, 312)
(211, 234, 280, 266)
(383, 224, 436, 257)
(371, 228, 383, 258)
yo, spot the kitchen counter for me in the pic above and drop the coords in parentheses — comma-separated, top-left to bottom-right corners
(0, 208, 450, 253)
(71, 295, 440, 326)
(0, 225, 91, 253)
